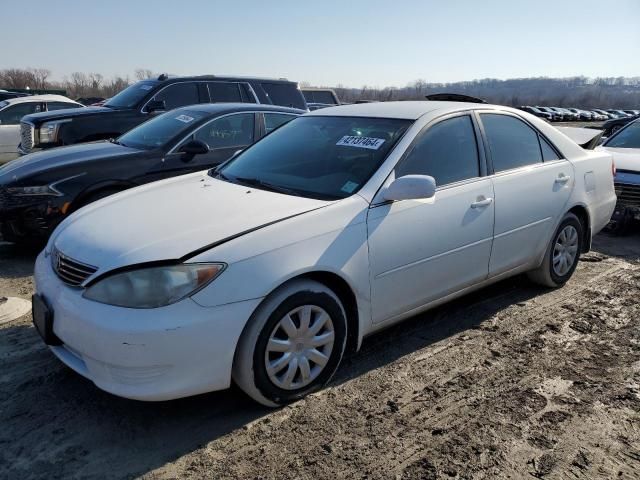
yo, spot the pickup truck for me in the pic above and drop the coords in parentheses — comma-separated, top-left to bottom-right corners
(19, 75, 308, 154)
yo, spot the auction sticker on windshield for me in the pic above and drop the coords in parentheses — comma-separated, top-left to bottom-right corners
(175, 114, 195, 123)
(336, 136, 385, 150)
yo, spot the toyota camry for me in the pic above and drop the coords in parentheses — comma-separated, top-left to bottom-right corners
(33, 101, 616, 406)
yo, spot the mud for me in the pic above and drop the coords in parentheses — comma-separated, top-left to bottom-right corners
(1, 229, 639, 479)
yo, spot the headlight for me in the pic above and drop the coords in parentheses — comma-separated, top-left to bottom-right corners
(7, 185, 60, 196)
(6, 173, 85, 197)
(83, 263, 226, 308)
(39, 119, 70, 144)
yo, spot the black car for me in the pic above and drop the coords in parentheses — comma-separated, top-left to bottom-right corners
(18, 75, 308, 155)
(601, 114, 640, 137)
(1, 103, 303, 244)
(301, 88, 341, 111)
(519, 106, 553, 121)
(0, 91, 30, 101)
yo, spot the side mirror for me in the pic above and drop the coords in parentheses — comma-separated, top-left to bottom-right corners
(179, 140, 209, 158)
(383, 174, 436, 201)
(145, 100, 166, 113)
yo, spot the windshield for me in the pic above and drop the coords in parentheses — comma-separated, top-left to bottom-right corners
(117, 109, 208, 149)
(216, 116, 412, 200)
(104, 81, 157, 109)
(605, 121, 640, 149)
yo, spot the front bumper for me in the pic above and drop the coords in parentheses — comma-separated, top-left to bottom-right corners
(34, 251, 262, 401)
(0, 195, 67, 242)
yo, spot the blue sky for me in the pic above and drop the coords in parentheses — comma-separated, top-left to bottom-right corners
(2, 0, 639, 87)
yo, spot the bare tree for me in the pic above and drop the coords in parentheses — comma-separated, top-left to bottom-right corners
(135, 69, 154, 81)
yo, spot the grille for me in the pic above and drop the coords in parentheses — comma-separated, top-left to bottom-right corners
(51, 247, 98, 287)
(614, 182, 640, 208)
(20, 122, 34, 152)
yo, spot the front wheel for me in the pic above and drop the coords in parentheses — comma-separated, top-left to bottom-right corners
(233, 279, 347, 407)
(528, 213, 583, 288)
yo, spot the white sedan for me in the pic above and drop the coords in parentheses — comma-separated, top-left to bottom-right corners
(0, 94, 83, 162)
(33, 101, 616, 406)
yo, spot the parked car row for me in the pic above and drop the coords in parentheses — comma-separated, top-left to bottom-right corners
(520, 105, 639, 122)
(17, 75, 308, 156)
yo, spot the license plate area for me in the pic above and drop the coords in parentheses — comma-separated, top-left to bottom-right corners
(32, 294, 62, 346)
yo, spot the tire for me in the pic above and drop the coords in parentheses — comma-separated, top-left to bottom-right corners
(232, 279, 348, 407)
(528, 212, 583, 288)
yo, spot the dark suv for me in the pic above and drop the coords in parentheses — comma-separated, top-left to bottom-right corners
(18, 75, 308, 154)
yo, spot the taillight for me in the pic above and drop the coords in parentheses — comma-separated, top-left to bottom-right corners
(612, 158, 616, 177)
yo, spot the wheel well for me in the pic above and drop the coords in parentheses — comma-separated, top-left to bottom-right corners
(568, 205, 591, 253)
(285, 271, 360, 353)
(70, 183, 133, 212)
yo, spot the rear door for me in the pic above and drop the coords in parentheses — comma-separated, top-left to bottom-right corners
(478, 112, 573, 276)
(206, 82, 244, 103)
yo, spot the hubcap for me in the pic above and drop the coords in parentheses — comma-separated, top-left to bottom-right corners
(265, 305, 335, 390)
(553, 225, 579, 277)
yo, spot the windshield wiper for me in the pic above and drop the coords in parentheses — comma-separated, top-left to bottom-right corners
(233, 176, 296, 195)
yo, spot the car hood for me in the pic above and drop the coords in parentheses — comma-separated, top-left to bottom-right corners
(599, 147, 640, 172)
(0, 142, 142, 182)
(51, 172, 332, 275)
(22, 106, 115, 124)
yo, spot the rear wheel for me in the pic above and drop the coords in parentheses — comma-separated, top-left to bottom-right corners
(233, 279, 347, 407)
(528, 213, 583, 288)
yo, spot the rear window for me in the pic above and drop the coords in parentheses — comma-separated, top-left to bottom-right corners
(260, 83, 306, 109)
(302, 90, 339, 105)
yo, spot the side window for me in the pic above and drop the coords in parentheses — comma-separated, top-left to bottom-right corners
(260, 83, 306, 109)
(264, 113, 296, 134)
(481, 114, 542, 172)
(540, 137, 560, 161)
(191, 113, 255, 150)
(396, 115, 480, 186)
(0, 103, 41, 125)
(46, 102, 80, 111)
(207, 82, 242, 103)
(152, 83, 199, 110)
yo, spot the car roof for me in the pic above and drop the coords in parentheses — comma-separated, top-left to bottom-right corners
(147, 75, 298, 86)
(307, 100, 505, 120)
(2, 94, 79, 105)
(171, 103, 306, 116)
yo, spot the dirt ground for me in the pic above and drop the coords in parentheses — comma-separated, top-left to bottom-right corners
(1, 228, 639, 480)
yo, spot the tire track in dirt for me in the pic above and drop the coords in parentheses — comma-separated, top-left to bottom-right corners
(141, 254, 639, 479)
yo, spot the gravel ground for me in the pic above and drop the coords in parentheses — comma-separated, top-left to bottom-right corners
(1, 228, 639, 480)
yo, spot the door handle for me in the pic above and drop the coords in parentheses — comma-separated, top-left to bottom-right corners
(471, 196, 493, 208)
(555, 174, 571, 184)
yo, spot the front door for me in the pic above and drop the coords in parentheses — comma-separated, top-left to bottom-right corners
(164, 112, 257, 176)
(367, 114, 495, 324)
